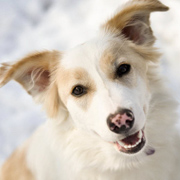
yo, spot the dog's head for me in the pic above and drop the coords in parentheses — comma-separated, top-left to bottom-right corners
(0, 0, 168, 156)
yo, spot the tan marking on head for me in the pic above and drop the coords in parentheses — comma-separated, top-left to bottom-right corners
(100, 50, 116, 80)
(99, 41, 151, 88)
(57, 67, 96, 111)
(1, 143, 35, 180)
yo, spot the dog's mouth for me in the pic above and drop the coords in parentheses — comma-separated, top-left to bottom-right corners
(114, 130, 145, 154)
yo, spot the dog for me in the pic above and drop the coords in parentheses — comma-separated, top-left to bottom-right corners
(1, 0, 180, 179)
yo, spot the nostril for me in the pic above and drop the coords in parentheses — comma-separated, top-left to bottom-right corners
(109, 123, 116, 131)
(114, 126, 120, 133)
(119, 125, 127, 132)
(126, 112, 133, 118)
(126, 120, 133, 128)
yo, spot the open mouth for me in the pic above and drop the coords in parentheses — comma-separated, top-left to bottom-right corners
(115, 130, 145, 154)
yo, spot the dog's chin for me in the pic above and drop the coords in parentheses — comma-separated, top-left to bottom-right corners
(113, 129, 146, 154)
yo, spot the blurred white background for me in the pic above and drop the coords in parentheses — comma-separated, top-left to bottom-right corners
(0, 0, 180, 165)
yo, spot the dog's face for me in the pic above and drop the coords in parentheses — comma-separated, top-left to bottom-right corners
(0, 0, 168, 156)
(57, 37, 150, 154)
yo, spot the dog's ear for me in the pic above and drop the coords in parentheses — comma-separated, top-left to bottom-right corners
(0, 51, 63, 118)
(0, 51, 59, 95)
(102, 0, 169, 46)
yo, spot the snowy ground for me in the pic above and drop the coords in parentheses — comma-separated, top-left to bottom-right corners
(0, 0, 180, 165)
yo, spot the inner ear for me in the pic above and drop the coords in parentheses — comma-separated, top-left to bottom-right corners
(21, 67, 51, 94)
(121, 15, 153, 45)
(31, 70, 50, 91)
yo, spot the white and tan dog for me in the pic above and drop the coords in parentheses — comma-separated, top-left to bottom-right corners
(0, 0, 180, 179)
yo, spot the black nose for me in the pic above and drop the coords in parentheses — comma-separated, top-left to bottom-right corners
(107, 108, 134, 134)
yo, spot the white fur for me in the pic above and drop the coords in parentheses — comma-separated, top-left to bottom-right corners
(1, 1, 180, 179)
(25, 35, 180, 180)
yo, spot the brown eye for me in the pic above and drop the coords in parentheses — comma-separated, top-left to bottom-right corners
(72, 85, 86, 97)
(116, 64, 131, 77)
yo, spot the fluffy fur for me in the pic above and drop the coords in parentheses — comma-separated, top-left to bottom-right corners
(0, 0, 180, 180)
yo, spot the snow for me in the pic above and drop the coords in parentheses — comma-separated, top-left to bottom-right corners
(0, 0, 180, 165)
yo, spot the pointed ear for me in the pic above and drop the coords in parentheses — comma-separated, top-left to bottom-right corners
(0, 51, 63, 118)
(102, 0, 169, 45)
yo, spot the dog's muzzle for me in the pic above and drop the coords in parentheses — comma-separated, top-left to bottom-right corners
(107, 108, 146, 154)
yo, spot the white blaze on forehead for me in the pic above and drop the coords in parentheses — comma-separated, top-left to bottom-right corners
(60, 35, 122, 70)
(61, 40, 99, 69)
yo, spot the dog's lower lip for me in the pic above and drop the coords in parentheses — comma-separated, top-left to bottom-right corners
(114, 130, 146, 154)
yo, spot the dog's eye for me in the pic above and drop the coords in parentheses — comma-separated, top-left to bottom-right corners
(72, 85, 86, 97)
(116, 64, 131, 77)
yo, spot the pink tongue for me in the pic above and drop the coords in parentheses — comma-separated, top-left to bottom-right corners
(121, 131, 139, 145)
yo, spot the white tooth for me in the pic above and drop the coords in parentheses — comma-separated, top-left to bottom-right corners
(138, 130, 143, 139)
(131, 144, 135, 148)
(117, 141, 126, 147)
(136, 138, 142, 145)
(124, 145, 129, 149)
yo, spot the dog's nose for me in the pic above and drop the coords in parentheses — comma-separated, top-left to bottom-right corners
(107, 108, 134, 134)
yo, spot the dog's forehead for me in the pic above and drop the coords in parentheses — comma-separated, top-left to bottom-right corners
(58, 36, 143, 84)
(61, 39, 107, 70)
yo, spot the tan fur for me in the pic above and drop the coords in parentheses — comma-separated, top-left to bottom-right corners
(100, 50, 116, 80)
(43, 82, 61, 118)
(1, 143, 34, 180)
(57, 67, 96, 110)
(36, 52, 62, 118)
(0, 63, 12, 78)
(130, 43, 161, 62)
(99, 40, 151, 89)
(102, 0, 168, 34)
(0, 51, 59, 91)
